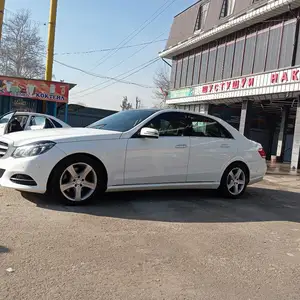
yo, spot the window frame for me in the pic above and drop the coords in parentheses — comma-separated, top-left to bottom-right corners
(186, 51, 195, 87)
(199, 47, 209, 83)
(278, 19, 296, 69)
(265, 23, 283, 71)
(241, 32, 256, 76)
(185, 113, 234, 139)
(195, 1, 210, 32)
(192, 49, 202, 85)
(232, 36, 245, 78)
(133, 112, 189, 138)
(223, 39, 235, 80)
(206, 45, 217, 82)
(220, 0, 235, 19)
(49, 117, 63, 128)
(214, 43, 226, 81)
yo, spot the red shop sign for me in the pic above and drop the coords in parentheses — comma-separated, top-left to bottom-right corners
(202, 77, 255, 94)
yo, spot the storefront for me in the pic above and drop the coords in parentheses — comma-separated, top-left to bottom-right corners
(0, 75, 75, 120)
(160, 0, 300, 171)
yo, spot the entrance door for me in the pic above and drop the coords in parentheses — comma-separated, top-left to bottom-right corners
(124, 112, 190, 185)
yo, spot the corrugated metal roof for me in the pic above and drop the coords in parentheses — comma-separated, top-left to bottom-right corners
(161, 0, 300, 59)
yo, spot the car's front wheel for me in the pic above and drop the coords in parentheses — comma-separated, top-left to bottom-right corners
(49, 155, 105, 205)
(219, 163, 248, 198)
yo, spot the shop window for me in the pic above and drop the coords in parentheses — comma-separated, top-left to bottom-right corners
(195, 1, 210, 31)
(186, 52, 195, 86)
(265, 25, 282, 71)
(192, 51, 201, 85)
(279, 21, 296, 68)
(206, 47, 217, 82)
(220, 0, 235, 19)
(242, 34, 256, 75)
(180, 54, 189, 87)
(175, 56, 182, 89)
(214, 45, 225, 81)
(253, 30, 268, 74)
(232, 37, 245, 77)
(199, 50, 209, 83)
(170, 59, 177, 89)
(223, 41, 235, 79)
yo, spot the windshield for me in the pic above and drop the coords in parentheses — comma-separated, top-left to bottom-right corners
(87, 109, 157, 132)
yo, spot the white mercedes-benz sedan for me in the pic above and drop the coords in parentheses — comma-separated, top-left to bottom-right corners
(0, 109, 266, 205)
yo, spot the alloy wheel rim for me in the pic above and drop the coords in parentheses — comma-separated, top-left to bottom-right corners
(59, 162, 97, 202)
(226, 167, 246, 196)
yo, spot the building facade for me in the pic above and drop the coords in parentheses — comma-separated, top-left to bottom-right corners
(0, 75, 75, 120)
(160, 0, 300, 171)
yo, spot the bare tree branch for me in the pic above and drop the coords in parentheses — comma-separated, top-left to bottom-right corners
(0, 9, 45, 79)
(153, 68, 170, 108)
(120, 96, 133, 110)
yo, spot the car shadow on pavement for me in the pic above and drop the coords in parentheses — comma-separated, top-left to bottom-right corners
(21, 186, 300, 223)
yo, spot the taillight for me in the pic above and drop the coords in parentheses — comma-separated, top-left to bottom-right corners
(258, 148, 266, 159)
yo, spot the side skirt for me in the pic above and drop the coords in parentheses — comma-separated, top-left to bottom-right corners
(106, 182, 220, 192)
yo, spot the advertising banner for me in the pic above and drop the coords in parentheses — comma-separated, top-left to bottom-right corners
(0, 76, 69, 103)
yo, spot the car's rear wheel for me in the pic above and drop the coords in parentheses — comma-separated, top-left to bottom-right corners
(219, 163, 248, 198)
(49, 155, 105, 205)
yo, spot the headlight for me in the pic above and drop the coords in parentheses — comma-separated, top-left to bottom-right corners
(12, 141, 56, 158)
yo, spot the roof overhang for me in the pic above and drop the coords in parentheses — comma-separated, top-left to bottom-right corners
(160, 0, 300, 59)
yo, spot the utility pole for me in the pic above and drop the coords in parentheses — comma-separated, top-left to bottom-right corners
(135, 97, 141, 109)
(0, 0, 5, 42)
(44, 0, 58, 113)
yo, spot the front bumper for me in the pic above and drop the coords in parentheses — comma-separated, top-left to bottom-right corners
(0, 146, 66, 193)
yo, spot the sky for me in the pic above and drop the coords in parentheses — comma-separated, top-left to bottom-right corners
(4, 0, 196, 111)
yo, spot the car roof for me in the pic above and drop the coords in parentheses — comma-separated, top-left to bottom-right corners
(14, 112, 54, 118)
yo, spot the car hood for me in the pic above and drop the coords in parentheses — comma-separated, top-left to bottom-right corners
(0, 127, 122, 146)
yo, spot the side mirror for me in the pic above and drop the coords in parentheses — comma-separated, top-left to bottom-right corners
(140, 127, 159, 139)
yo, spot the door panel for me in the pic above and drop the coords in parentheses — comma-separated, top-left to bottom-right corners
(125, 137, 190, 185)
(188, 137, 236, 182)
(185, 113, 237, 182)
(124, 111, 190, 185)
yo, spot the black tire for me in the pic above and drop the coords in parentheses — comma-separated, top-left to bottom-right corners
(219, 162, 248, 199)
(48, 154, 106, 205)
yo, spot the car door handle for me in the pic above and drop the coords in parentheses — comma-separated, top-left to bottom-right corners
(220, 144, 230, 148)
(175, 144, 188, 148)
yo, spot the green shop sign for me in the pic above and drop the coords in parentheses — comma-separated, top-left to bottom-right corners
(168, 88, 193, 99)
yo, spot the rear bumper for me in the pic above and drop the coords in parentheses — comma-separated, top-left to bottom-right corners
(248, 176, 264, 185)
(0, 146, 66, 193)
(248, 159, 267, 185)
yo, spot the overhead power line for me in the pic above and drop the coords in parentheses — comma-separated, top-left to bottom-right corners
(87, 0, 178, 73)
(53, 57, 157, 89)
(71, 58, 160, 99)
(54, 39, 167, 56)
(72, 32, 166, 96)
(71, 57, 160, 96)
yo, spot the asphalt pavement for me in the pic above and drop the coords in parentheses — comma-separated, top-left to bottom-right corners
(1, 178, 300, 300)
